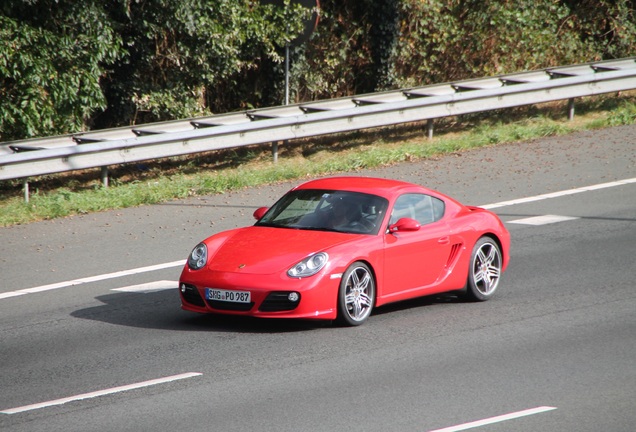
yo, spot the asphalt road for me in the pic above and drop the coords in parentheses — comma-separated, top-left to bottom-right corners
(1, 125, 635, 431)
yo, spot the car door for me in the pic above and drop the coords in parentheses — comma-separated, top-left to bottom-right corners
(382, 193, 451, 297)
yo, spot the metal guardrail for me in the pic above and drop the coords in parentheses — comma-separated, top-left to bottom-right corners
(1, 58, 636, 200)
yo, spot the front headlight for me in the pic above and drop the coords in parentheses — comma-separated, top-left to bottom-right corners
(187, 243, 208, 270)
(287, 252, 328, 278)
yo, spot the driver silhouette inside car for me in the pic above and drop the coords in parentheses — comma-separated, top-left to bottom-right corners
(328, 198, 365, 231)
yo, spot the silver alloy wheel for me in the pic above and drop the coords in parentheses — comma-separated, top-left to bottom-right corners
(342, 264, 374, 323)
(471, 240, 502, 296)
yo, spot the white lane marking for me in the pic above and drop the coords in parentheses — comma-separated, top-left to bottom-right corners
(0, 372, 202, 415)
(508, 215, 580, 226)
(428, 406, 557, 432)
(0, 291, 28, 300)
(481, 178, 636, 210)
(1, 177, 634, 301)
(0, 260, 184, 300)
(111, 280, 179, 293)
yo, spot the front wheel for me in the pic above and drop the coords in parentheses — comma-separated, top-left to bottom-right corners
(464, 237, 502, 301)
(336, 262, 376, 326)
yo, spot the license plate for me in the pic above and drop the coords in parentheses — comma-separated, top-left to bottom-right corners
(205, 288, 251, 303)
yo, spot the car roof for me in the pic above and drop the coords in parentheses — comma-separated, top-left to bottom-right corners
(292, 176, 434, 199)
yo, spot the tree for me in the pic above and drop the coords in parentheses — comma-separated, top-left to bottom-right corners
(2, 0, 635, 141)
(0, 0, 123, 140)
(0, 0, 307, 139)
(98, 0, 308, 127)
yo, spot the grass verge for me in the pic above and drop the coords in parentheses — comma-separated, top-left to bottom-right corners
(1, 94, 635, 227)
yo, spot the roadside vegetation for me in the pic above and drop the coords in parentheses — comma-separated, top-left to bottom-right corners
(1, 94, 634, 227)
(2, 1, 636, 226)
(2, 1, 635, 141)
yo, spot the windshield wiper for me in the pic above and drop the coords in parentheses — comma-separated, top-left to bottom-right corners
(255, 222, 286, 228)
(293, 225, 334, 232)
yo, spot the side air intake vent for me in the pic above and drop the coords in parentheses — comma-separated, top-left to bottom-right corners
(446, 243, 463, 269)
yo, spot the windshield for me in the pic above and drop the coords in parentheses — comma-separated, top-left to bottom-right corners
(255, 189, 389, 235)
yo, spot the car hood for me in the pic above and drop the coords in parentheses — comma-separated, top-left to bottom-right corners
(205, 226, 358, 275)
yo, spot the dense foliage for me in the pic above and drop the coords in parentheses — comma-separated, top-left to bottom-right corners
(0, 1, 124, 138)
(1, 0, 635, 141)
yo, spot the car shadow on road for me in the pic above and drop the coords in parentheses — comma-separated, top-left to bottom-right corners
(70, 289, 330, 333)
(371, 292, 465, 318)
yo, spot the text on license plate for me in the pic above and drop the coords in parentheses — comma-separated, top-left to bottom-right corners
(206, 288, 251, 303)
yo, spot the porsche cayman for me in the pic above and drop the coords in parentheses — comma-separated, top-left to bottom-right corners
(179, 176, 510, 326)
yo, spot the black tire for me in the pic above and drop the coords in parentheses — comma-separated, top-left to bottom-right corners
(464, 237, 502, 301)
(336, 262, 376, 326)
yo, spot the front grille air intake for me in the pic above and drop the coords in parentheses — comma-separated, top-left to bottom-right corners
(259, 292, 301, 312)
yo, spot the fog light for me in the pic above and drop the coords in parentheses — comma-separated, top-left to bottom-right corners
(288, 292, 300, 302)
(180, 284, 187, 293)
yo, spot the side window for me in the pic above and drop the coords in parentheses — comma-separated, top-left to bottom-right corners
(431, 196, 445, 221)
(390, 193, 445, 225)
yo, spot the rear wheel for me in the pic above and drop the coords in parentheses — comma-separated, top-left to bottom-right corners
(464, 237, 502, 301)
(336, 262, 375, 326)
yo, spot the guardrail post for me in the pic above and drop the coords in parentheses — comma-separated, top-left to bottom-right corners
(272, 141, 279, 163)
(101, 166, 109, 187)
(23, 178, 30, 203)
(568, 98, 575, 120)
(427, 119, 434, 139)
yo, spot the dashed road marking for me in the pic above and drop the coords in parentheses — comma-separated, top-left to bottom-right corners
(508, 215, 580, 226)
(111, 280, 179, 293)
(1, 372, 202, 415)
(0, 260, 184, 300)
(481, 178, 636, 210)
(428, 406, 557, 432)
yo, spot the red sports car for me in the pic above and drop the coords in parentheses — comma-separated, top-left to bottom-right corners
(179, 176, 510, 326)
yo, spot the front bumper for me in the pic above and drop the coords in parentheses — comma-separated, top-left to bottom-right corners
(178, 266, 340, 320)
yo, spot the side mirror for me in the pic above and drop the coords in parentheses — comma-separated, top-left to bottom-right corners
(253, 207, 269, 221)
(389, 217, 421, 233)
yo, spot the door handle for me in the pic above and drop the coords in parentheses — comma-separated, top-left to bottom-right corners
(438, 236, 450, 245)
